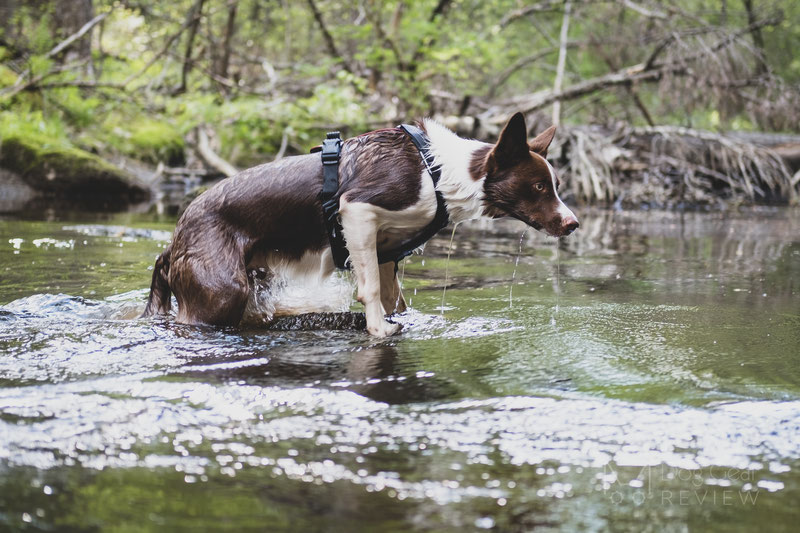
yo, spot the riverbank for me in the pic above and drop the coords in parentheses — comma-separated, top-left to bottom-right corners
(2, 114, 799, 214)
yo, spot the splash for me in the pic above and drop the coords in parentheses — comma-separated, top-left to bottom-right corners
(508, 230, 528, 308)
(438, 223, 459, 314)
(242, 251, 354, 325)
(551, 241, 561, 327)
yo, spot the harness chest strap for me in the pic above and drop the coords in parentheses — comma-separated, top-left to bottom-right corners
(317, 132, 349, 269)
(315, 125, 450, 270)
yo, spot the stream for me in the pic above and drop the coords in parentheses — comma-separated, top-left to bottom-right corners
(1, 207, 799, 531)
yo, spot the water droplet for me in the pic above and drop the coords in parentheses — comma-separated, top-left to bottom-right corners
(475, 516, 495, 529)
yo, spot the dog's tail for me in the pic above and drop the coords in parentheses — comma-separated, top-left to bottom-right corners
(142, 247, 172, 317)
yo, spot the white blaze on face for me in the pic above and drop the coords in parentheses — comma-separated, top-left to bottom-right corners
(544, 157, 576, 221)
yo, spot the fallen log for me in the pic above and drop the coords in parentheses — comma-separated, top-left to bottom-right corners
(194, 126, 238, 177)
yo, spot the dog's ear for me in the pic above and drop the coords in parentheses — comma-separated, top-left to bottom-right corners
(529, 125, 556, 157)
(490, 112, 529, 169)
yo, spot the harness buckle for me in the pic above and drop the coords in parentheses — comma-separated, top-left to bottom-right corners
(321, 132, 342, 165)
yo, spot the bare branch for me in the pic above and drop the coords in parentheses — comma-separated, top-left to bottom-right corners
(499, 1, 561, 29)
(490, 13, 784, 122)
(25, 80, 125, 91)
(488, 46, 570, 98)
(195, 126, 238, 177)
(46, 12, 109, 59)
(644, 34, 676, 70)
(619, 0, 667, 20)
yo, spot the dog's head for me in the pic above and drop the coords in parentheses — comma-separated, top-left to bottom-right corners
(481, 112, 579, 237)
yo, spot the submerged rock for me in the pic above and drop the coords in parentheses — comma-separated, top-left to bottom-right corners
(0, 133, 150, 211)
(264, 312, 367, 331)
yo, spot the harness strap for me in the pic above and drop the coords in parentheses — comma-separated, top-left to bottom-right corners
(376, 125, 450, 265)
(315, 125, 450, 271)
(318, 132, 350, 269)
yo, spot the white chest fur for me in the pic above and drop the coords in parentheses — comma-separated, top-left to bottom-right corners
(424, 119, 489, 224)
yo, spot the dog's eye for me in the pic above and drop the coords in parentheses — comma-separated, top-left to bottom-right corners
(534, 182, 545, 192)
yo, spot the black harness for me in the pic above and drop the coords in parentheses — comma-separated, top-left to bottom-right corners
(315, 125, 450, 270)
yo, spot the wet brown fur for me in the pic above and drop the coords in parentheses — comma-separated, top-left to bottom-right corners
(143, 129, 425, 326)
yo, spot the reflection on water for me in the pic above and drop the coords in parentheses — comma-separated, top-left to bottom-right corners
(1, 208, 799, 531)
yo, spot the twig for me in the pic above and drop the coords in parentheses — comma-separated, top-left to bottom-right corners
(489, 46, 563, 98)
(489, 14, 783, 122)
(165, 49, 237, 89)
(644, 33, 676, 70)
(619, 0, 667, 20)
(3, 13, 107, 98)
(499, 1, 561, 29)
(23, 80, 125, 91)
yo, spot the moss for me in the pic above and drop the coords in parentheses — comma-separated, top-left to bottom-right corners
(124, 119, 185, 166)
(0, 131, 149, 203)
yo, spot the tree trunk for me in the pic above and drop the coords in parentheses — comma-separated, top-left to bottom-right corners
(217, 1, 238, 93)
(742, 0, 768, 75)
(53, 0, 94, 62)
(551, 1, 571, 126)
(175, 0, 206, 95)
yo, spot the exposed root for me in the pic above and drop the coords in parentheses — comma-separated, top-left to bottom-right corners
(553, 125, 797, 208)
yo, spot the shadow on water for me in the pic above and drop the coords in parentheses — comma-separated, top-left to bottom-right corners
(176, 342, 456, 405)
(1, 207, 799, 531)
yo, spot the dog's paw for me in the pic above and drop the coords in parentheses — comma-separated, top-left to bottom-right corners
(368, 320, 403, 338)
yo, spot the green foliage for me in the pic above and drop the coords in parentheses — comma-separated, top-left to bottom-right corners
(1, 0, 797, 174)
(52, 87, 101, 128)
(109, 118, 186, 165)
(0, 108, 70, 148)
(10, 5, 55, 54)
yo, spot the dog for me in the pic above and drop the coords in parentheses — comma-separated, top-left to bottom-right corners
(142, 112, 579, 337)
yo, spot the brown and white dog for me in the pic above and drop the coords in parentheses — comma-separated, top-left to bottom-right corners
(142, 112, 579, 337)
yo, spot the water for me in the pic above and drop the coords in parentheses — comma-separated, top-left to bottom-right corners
(508, 229, 527, 308)
(1, 207, 799, 532)
(438, 223, 459, 314)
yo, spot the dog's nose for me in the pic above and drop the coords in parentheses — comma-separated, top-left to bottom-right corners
(562, 216, 580, 235)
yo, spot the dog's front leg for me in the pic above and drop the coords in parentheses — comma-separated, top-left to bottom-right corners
(340, 200, 402, 337)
